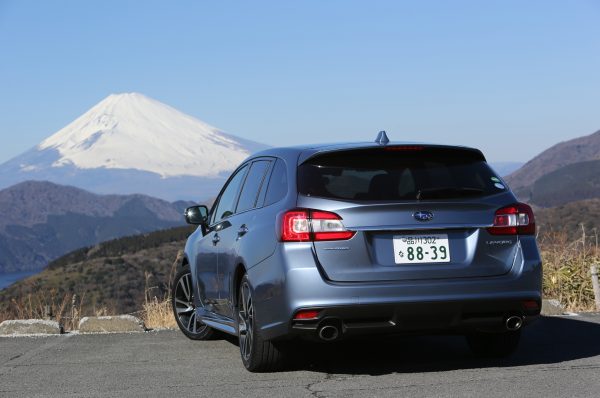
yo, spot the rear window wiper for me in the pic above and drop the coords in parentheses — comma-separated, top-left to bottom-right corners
(416, 187, 484, 200)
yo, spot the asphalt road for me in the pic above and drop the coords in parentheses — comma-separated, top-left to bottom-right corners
(1, 314, 600, 398)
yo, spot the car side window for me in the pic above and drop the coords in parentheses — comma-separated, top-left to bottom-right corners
(212, 165, 248, 224)
(236, 160, 271, 213)
(264, 159, 288, 206)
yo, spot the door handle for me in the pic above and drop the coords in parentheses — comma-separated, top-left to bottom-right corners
(212, 233, 220, 246)
(237, 225, 249, 238)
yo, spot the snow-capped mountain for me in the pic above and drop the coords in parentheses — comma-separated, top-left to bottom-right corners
(0, 93, 268, 201)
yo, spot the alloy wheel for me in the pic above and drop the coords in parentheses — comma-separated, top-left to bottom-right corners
(174, 272, 206, 334)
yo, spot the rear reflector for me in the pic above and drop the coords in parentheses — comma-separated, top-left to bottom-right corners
(281, 209, 356, 242)
(522, 300, 539, 310)
(488, 203, 536, 236)
(293, 310, 320, 320)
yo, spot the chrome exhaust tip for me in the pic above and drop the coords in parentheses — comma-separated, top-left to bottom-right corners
(318, 325, 340, 341)
(505, 315, 523, 331)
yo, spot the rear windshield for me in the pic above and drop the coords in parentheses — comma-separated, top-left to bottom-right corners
(297, 147, 506, 201)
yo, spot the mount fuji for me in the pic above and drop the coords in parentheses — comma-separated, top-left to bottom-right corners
(0, 93, 268, 201)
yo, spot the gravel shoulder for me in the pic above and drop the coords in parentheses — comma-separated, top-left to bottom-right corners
(1, 314, 599, 398)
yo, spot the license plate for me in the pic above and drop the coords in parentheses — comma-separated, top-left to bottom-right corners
(393, 234, 451, 264)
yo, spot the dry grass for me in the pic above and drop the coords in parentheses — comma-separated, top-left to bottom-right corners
(539, 227, 600, 312)
(0, 310, 11, 323)
(0, 289, 85, 330)
(141, 296, 177, 330)
(0, 284, 172, 330)
(139, 256, 179, 330)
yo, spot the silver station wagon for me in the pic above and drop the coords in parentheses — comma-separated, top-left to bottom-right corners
(173, 132, 542, 372)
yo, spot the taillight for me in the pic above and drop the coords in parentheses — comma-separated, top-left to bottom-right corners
(488, 203, 536, 235)
(281, 211, 310, 241)
(281, 209, 355, 242)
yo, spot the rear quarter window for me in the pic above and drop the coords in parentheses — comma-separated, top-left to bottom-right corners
(264, 159, 288, 206)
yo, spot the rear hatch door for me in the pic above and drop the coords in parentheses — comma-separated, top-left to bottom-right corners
(296, 145, 519, 282)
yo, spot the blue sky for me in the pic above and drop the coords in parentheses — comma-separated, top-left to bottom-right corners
(0, 0, 598, 163)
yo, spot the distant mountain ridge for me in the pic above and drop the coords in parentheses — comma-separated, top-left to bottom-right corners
(0, 181, 192, 273)
(490, 162, 525, 177)
(506, 129, 600, 193)
(0, 93, 269, 201)
(529, 160, 600, 207)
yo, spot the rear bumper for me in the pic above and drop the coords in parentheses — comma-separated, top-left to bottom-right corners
(290, 298, 541, 340)
(248, 240, 542, 340)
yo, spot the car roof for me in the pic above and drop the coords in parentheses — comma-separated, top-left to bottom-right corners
(249, 141, 486, 165)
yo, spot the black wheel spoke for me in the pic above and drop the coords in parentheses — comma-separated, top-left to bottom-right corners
(178, 276, 190, 301)
(238, 281, 254, 361)
(241, 285, 248, 315)
(187, 312, 195, 331)
(185, 275, 193, 302)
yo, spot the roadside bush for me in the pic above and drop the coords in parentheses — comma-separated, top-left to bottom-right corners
(540, 228, 600, 311)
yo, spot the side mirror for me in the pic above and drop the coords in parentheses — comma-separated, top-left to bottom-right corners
(184, 205, 209, 225)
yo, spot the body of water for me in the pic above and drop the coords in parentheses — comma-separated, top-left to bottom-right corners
(0, 270, 38, 290)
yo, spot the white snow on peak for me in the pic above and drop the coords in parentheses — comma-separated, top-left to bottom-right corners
(39, 93, 250, 177)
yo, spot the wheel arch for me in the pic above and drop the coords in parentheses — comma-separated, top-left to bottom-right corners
(179, 248, 191, 269)
(232, 263, 247, 308)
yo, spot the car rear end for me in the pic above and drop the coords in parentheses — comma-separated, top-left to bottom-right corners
(253, 144, 542, 345)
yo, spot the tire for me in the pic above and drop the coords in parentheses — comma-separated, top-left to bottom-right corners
(466, 329, 521, 358)
(171, 266, 214, 340)
(237, 275, 287, 372)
